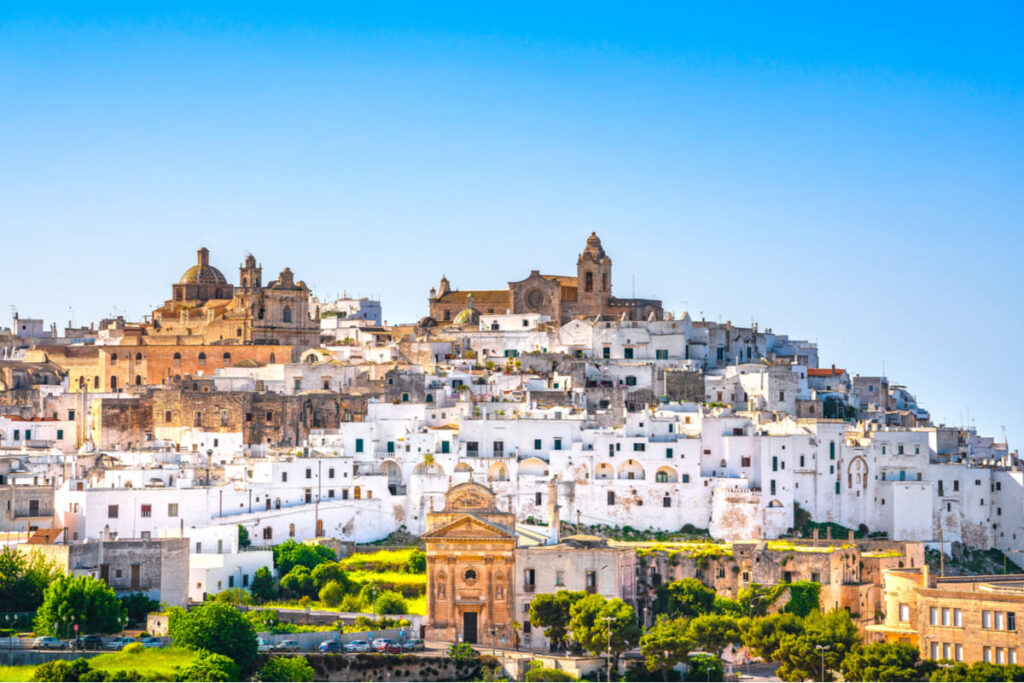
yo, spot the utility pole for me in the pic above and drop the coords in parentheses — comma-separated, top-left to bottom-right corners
(603, 615, 615, 682)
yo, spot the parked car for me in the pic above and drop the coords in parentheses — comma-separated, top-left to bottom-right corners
(318, 640, 341, 653)
(401, 638, 425, 652)
(275, 640, 300, 653)
(105, 636, 137, 650)
(373, 638, 401, 654)
(79, 634, 105, 651)
(257, 638, 274, 653)
(33, 636, 65, 650)
(343, 639, 370, 653)
(139, 637, 163, 648)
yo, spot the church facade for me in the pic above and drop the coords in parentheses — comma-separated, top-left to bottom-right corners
(427, 233, 663, 325)
(147, 248, 320, 353)
(423, 482, 517, 645)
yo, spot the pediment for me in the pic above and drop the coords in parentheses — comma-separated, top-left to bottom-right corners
(424, 514, 515, 541)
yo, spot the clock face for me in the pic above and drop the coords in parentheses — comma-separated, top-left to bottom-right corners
(526, 289, 544, 310)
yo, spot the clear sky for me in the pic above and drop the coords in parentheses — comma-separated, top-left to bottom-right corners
(1, 3, 1022, 442)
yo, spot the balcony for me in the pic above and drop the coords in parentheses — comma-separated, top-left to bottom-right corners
(522, 583, 536, 594)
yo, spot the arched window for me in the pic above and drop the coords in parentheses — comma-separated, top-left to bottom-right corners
(283, 306, 292, 323)
(110, 376, 118, 390)
(585, 271, 594, 292)
(173, 352, 182, 361)
(223, 352, 231, 361)
(135, 352, 142, 361)
(464, 569, 477, 581)
(110, 353, 118, 363)
(135, 375, 142, 386)
(242, 277, 248, 288)
(93, 376, 100, 389)
(426, 393, 434, 403)
(269, 353, 275, 363)
(656, 471, 668, 483)
(198, 352, 206, 364)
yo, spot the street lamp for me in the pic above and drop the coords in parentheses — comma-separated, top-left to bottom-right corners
(815, 644, 831, 683)
(603, 615, 615, 683)
(488, 625, 498, 656)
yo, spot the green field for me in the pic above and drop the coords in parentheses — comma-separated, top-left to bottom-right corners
(0, 647, 200, 682)
(338, 548, 416, 571)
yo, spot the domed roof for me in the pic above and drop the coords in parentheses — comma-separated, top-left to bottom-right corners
(452, 307, 480, 327)
(179, 248, 228, 285)
(179, 265, 228, 285)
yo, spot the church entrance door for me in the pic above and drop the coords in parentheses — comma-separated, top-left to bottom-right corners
(462, 611, 478, 644)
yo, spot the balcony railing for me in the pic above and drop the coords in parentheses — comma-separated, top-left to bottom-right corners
(522, 583, 535, 594)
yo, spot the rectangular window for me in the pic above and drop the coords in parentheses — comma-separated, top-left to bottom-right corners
(899, 604, 910, 622)
(441, 441, 450, 454)
(942, 607, 950, 626)
(772, 456, 778, 472)
(534, 439, 542, 450)
(996, 612, 1005, 630)
(898, 444, 904, 455)
(555, 571, 565, 586)
(955, 644, 963, 662)
(943, 643, 951, 661)
(954, 480, 959, 491)
(108, 505, 118, 519)
(140, 504, 152, 518)
(1011, 649, 1017, 665)
(1009, 612, 1016, 631)
(656, 349, 668, 360)
(355, 438, 364, 453)
(666, 448, 673, 459)
(57, 429, 63, 440)
(983, 610, 992, 629)
(263, 527, 272, 540)
(997, 648, 1005, 664)
(193, 411, 202, 427)
(607, 491, 615, 505)
(930, 607, 938, 626)
(624, 347, 634, 359)
(930, 642, 939, 660)
(535, 492, 542, 505)
(168, 503, 178, 517)
(282, 472, 288, 482)
(954, 609, 962, 626)
(682, 474, 690, 483)
(554, 438, 562, 451)
(306, 468, 312, 479)
(602, 347, 610, 359)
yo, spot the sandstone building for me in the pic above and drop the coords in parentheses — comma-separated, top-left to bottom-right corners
(427, 233, 663, 324)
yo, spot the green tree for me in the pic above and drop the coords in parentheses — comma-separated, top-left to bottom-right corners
(35, 575, 125, 638)
(257, 656, 315, 682)
(449, 642, 478, 665)
(684, 614, 741, 657)
(783, 581, 821, 618)
(741, 613, 805, 662)
(529, 591, 586, 652)
(272, 539, 335, 575)
(250, 566, 275, 602)
(319, 580, 345, 607)
(774, 609, 860, 682)
(737, 583, 785, 618)
(30, 659, 94, 682)
(310, 562, 352, 592)
(279, 566, 315, 598)
(168, 602, 258, 675)
(374, 590, 408, 615)
(119, 593, 160, 625)
(654, 579, 716, 619)
(238, 525, 251, 549)
(213, 588, 252, 605)
(406, 549, 427, 573)
(840, 642, 922, 682)
(711, 596, 743, 616)
(569, 595, 641, 672)
(174, 650, 240, 682)
(684, 654, 724, 683)
(0, 547, 63, 613)
(640, 616, 693, 681)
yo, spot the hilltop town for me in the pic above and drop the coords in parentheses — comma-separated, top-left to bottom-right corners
(1, 234, 1020, 677)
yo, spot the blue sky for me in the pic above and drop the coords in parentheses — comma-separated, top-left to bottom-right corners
(1, 3, 1022, 441)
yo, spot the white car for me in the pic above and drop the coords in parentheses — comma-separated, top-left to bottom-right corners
(257, 638, 274, 653)
(33, 636, 65, 650)
(343, 639, 371, 653)
(105, 636, 137, 650)
(139, 637, 163, 648)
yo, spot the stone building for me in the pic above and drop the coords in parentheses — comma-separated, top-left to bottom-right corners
(868, 567, 1024, 665)
(147, 248, 320, 349)
(22, 537, 190, 606)
(424, 482, 516, 645)
(427, 234, 663, 324)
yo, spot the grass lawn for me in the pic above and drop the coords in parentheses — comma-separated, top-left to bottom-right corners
(0, 647, 200, 682)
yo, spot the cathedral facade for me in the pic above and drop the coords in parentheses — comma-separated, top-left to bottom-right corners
(148, 248, 319, 353)
(427, 233, 663, 324)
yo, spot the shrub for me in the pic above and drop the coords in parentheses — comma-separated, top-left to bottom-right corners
(174, 650, 240, 682)
(525, 661, 575, 681)
(122, 642, 145, 654)
(257, 656, 315, 682)
(319, 580, 345, 607)
(250, 567, 275, 602)
(168, 603, 258, 674)
(374, 590, 408, 615)
(120, 593, 160, 625)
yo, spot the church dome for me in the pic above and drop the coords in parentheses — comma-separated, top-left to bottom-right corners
(452, 307, 480, 327)
(179, 248, 228, 285)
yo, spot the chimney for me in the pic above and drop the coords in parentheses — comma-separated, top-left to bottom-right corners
(547, 476, 561, 545)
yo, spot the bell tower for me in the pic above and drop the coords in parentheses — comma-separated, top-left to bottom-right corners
(576, 232, 612, 316)
(239, 254, 262, 292)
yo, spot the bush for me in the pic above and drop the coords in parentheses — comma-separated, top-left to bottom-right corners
(684, 654, 724, 682)
(374, 590, 408, 615)
(406, 549, 426, 573)
(250, 567, 275, 603)
(120, 593, 160, 625)
(279, 566, 315, 599)
(449, 642, 478, 665)
(257, 656, 315, 682)
(31, 659, 90, 682)
(319, 580, 345, 607)
(273, 540, 336, 575)
(168, 603, 258, 674)
(121, 642, 145, 654)
(525, 661, 576, 681)
(174, 650, 240, 682)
